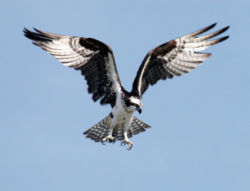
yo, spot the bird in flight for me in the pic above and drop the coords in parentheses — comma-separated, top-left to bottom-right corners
(24, 23, 229, 150)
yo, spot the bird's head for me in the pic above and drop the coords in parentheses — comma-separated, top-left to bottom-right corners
(127, 96, 143, 114)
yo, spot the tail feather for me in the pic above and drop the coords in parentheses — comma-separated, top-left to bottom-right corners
(130, 116, 151, 135)
(83, 115, 151, 143)
(83, 115, 111, 142)
(112, 116, 151, 140)
(113, 126, 124, 140)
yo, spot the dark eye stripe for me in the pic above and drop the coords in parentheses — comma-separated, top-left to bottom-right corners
(131, 103, 138, 107)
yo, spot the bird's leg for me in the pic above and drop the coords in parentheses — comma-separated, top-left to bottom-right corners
(101, 114, 116, 143)
(102, 128, 116, 143)
(121, 131, 133, 150)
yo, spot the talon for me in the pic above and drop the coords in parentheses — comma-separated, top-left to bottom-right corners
(127, 145, 132, 150)
(101, 141, 107, 145)
(120, 139, 133, 150)
(109, 138, 116, 143)
(101, 138, 108, 145)
(101, 135, 115, 145)
(109, 136, 115, 143)
(127, 142, 133, 150)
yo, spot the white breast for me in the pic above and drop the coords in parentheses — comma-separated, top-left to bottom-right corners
(111, 93, 135, 128)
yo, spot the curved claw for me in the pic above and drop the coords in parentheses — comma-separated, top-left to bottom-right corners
(127, 144, 133, 150)
(101, 139, 108, 145)
(110, 139, 116, 144)
(121, 141, 126, 146)
(101, 135, 116, 145)
(121, 139, 133, 150)
(109, 137, 116, 143)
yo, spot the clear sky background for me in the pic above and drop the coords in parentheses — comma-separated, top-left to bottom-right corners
(1, 0, 250, 191)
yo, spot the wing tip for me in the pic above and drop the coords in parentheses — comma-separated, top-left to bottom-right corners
(186, 22, 217, 38)
(210, 22, 217, 28)
(217, 35, 230, 43)
(23, 27, 32, 38)
(208, 23, 230, 33)
(218, 25, 230, 36)
(23, 27, 52, 42)
(23, 27, 36, 41)
(202, 22, 217, 33)
(187, 22, 229, 39)
(224, 25, 230, 31)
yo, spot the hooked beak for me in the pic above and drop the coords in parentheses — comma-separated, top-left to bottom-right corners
(137, 107, 142, 114)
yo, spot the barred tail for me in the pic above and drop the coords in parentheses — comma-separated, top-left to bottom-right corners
(83, 115, 112, 142)
(113, 116, 151, 140)
(83, 115, 151, 143)
(129, 116, 151, 137)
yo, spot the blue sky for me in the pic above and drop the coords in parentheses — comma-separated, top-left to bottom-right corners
(1, 0, 250, 191)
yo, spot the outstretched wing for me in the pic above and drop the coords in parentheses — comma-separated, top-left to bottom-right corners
(24, 28, 122, 107)
(132, 23, 229, 97)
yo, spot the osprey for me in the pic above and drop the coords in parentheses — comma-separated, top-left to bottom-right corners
(24, 23, 229, 149)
